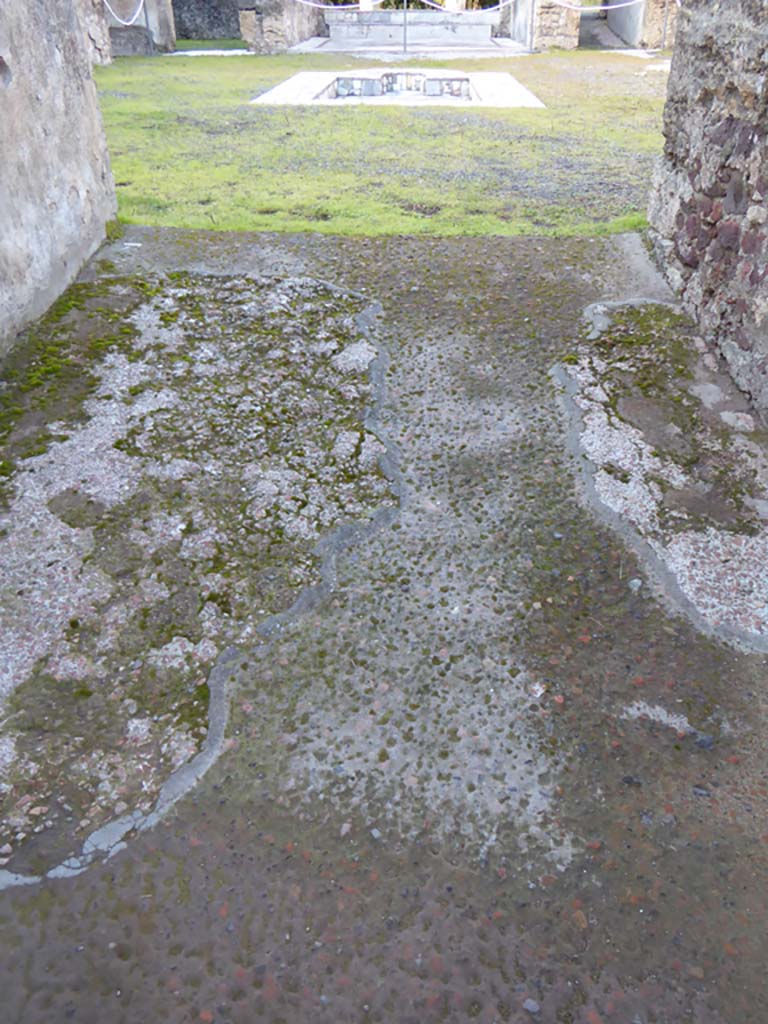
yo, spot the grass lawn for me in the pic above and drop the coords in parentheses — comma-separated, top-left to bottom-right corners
(95, 49, 668, 237)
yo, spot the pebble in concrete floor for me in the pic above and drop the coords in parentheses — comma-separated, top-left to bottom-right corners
(1, 228, 768, 1023)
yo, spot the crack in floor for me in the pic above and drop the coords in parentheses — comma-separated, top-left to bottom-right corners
(2, 229, 768, 1022)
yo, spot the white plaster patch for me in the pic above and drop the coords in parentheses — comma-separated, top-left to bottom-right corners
(622, 700, 694, 735)
(179, 526, 225, 562)
(0, 737, 17, 790)
(0, 510, 112, 702)
(126, 718, 153, 744)
(331, 430, 361, 463)
(569, 357, 686, 535)
(689, 382, 725, 409)
(659, 529, 768, 634)
(331, 339, 378, 374)
(720, 410, 756, 432)
(48, 653, 97, 682)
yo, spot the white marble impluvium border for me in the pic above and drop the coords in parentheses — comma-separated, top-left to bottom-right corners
(251, 69, 545, 108)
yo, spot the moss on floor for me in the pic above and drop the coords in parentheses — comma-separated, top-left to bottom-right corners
(0, 266, 395, 875)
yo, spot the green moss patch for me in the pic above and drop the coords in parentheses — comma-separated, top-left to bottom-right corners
(0, 268, 395, 874)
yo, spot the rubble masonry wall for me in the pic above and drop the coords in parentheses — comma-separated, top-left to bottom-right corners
(172, 0, 240, 40)
(648, 0, 767, 409)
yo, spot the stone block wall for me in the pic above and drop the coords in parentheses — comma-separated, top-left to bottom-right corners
(239, 0, 323, 53)
(172, 0, 241, 39)
(533, 1, 580, 50)
(648, 0, 768, 409)
(0, 1, 116, 358)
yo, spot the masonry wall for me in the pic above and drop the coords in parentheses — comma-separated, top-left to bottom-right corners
(648, 0, 768, 409)
(239, 0, 323, 53)
(172, 0, 240, 39)
(533, 1, 579, 50)
(639, 0, 678, 48)
(0, 1, 116, 358)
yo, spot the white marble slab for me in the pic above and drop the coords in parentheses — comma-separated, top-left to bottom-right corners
(251, 68, 545, 108)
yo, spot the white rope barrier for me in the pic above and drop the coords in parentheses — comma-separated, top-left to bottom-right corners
(103, 0, 146, 27)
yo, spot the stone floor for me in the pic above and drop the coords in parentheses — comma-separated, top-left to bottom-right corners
(578, 12, 628, 51)
(1, 229, 768, 1022)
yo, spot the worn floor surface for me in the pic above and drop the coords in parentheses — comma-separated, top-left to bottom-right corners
(1, 229, 768, 1023)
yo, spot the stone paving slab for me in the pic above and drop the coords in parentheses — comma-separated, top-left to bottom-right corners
(1, 228, 768, 1022)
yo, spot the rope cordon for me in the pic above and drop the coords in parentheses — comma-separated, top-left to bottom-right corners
(103, 0, 146, 27)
